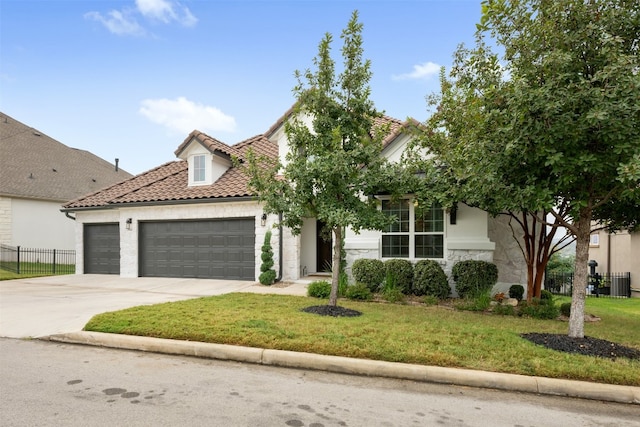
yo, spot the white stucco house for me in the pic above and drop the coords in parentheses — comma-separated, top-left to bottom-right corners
(61, 109, 526, 291)
(0, 112, 131, 251)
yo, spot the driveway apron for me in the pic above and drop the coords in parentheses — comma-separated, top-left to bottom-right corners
(0, 275, 258, 338)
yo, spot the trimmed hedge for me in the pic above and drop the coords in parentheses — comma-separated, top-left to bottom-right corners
(412, 260, 450, 299)
(384, 259, 414, 294)
(352, 258, 385, 292)
(452, 260, 498, 298)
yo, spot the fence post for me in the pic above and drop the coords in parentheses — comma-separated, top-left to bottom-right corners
(16, 245, 20, 274)
(53, 249, 56, 275)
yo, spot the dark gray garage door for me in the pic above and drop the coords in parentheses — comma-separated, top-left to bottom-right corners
(139, 219, 255, 280)
(84, 223, 120, 274)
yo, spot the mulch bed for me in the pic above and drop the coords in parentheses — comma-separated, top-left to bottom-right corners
(301, 305, 362, 317)
(521, 333, 640, 360)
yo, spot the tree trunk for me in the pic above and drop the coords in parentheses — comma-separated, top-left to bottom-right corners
(568, 211, 592, 338)
(328, 226, 342, 306)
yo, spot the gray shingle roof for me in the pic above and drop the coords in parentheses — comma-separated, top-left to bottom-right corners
(0, 112, 133, 202)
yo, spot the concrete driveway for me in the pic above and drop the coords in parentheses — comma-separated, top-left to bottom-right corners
(0, 274, 307, 339)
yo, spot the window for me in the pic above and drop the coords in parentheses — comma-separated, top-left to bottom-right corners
(193, 155, 206, 182)
(381, 199, 444, 258)
(589, 233, 600, 247)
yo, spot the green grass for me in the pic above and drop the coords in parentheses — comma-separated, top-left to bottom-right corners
(0, 264, 75, 280)
(84, 293, 640, 386)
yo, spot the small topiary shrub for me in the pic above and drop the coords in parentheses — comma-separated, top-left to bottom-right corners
(560, 302, 571, 317)
(307, 281, 331, 299)
(258, 230, 277, 285)
(345, 282, 373, 301)
(384, 259, 414, 294)
(508, 284, 524, 301)
(452, 260, 498, 299)
(412, 260, 450, 299)
(351, 258, 385, 292)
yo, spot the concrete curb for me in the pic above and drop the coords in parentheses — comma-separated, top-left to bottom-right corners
(47, 331, 640, 405)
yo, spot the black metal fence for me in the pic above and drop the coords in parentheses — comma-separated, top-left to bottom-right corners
(0, 244, 76, 275)
(544, 271, 632, 298)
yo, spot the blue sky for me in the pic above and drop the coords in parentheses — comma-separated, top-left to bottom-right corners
(1, 0, 483, 175)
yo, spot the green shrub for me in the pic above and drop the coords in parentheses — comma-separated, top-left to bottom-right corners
(492, 304, 516, 316)
(455, 292, 492, 312)
(422, 295, 440, 306)
(381, 273, 406, 303)
(412, 260, 450, 298)
(338, 272, 349, 297)
(307, 281, 331, 299)
(560, 302, 571, 317)
(345, 282, 373, 301)
(384, 259, 413, 294)
(351, 258, 385, 292)
(452, 260, 498, 299)
(540, 289, 554, 303)
(519, 298, 559, 319)
(508, 284, 524, 301)
(259, 230, 276, 285)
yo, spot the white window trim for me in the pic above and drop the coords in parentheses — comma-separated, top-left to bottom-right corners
(589, 233, 600, 247)
(190, 154, 208, 186)
(380, 198, 446, 259)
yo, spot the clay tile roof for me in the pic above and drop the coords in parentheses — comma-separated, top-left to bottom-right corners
(62, 112, 411, 211)
(174, 130, 243, 160)
(63, 132, 278, 210)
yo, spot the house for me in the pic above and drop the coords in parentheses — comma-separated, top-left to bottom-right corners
(0, 112, 132, 250)
(589, 230, 639, 298)
(61, 109, 527, 292)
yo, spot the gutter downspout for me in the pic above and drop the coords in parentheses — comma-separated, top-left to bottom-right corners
(64, 211, 76, 221)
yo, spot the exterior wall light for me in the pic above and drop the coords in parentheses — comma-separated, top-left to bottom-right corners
(261, 213, 267, 227)
(126, 218, 133, 230)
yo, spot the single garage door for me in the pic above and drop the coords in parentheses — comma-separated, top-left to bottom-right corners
(139, 219, 255, 280)
(84, 223, 120, 274)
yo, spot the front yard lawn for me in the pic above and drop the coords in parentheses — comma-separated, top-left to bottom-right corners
(84, 293, 640, 386)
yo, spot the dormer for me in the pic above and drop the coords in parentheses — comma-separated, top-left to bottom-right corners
(175, 131, 241, 187)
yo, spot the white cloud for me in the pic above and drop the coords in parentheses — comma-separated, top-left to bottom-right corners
(85, 10, 145, 37)
(392, 61, 441, 81)
(86, 0, 197, 36)
(139, 97, 237, 135)
(135, 0, 198, 27)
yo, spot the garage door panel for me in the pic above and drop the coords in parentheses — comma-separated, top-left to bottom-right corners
(84, 223, 120, 275)
(139, 219, 255, 280)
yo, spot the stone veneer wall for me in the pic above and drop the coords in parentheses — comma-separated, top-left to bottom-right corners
(488, 214, 529, 295)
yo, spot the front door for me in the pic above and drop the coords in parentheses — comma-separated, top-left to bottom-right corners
(316, 220, 333, 273)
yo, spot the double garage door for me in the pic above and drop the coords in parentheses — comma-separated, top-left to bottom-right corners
(84, 219, 255, 280)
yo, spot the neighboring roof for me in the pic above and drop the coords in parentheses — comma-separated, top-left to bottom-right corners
(62, 110, 408, 211)
(63, 134, 278, 210)
(0, 112, 132, 203)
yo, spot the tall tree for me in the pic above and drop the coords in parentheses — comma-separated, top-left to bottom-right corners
(244, 11, 406, 306)
(412, 0, 640, 337)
